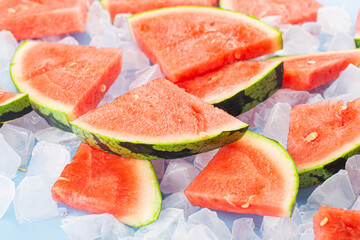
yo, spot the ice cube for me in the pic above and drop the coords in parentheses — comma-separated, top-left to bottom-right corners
(260, 16, 281, 26)
(13, 176, 66, 223)
(171, 218, 189, 240)
(9, 111, 51, 133)
(299, 204, 320, 224)
(35, 127, 81, 151)
(129, 64, 163, 90)
(61, 213, 135, 240)
(98, 75, 129, 106)
(270, 89, 313, 106)
(187, 208, 232, 240)
(300, 228, 315, 240)
(0, 70, 17, 93)
(85, 1, 114, 38)
(262, 103, 291, 148)
(162, 192, 198, 219)
(261, 206, 301, 240)
(113, 14, 133, 41)
(301, 22, 321, 38)
(0, 175, 15, 219)
(135, 208, 185, 240)
(151, 160, 165, 179)
(193, 149, 219, 170)
(0, 133, 21, 179)
(27, 142, 71, 186)
(232, 218, 261, 240)
(278, 25, 319, 55)
(90, 31, 121, 48)
(58, 36, 79, 45)
(0, 30, 18, 72)
(40, 34, 68, 43)
(160, 160, 200, 194)
(0, 124, 35, 165)
(186, 224, 219, 240)
(323, 64, 360, 103)
(317, 6, 352, 35)
(121, 42, 150, 72)
(351, 195, 360, 210)
(346, 155, 360, 195)
(326, 31, 356, 51)
(307, 170, 356, 208)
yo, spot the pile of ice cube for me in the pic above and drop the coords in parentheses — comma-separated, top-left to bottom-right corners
(0, 1, 360, 239)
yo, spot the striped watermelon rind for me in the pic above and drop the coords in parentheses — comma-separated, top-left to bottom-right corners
(0, 93, 32, 123)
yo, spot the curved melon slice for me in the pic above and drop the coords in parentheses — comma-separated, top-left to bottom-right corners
(184, 131, 299, 218)
(0, 91, 32, 123)
(271, 49, 360, 90)
(287, 98, 360, 188)
(101, 0, 217, 21)
(0, 0, 89, 40)
(219, 0, 322, 25)
(71, 78, 249, 160)
(176, 60, 283, 116)
(52, 143, 161, 227)
(313, 206, 360, 239)
(10, 41, 122, 132)
(129, 6, 282, 82)
(355, 10, 360, 48)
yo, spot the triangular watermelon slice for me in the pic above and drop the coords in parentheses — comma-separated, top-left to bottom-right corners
(0, 91, 32, 123)
(129, 6, 282, 82)
(313, 206, 360, 239)
(176, 60, 283, 116)
(355, 10, 360, 48)
(52, 143, 161, 227)
(71, 78, 249, 160)
(100, 0, 217, 21)
(219, 0, 322, 25)
(10, 41, 122, 132)
(271, 49, 360, 90)
(0, 0, 90, 40)
(287, 98, 360, 188)
(184, 131, 299, 218)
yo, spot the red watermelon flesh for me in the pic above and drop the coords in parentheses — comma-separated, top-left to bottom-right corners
(0, 0, 90, 40)
(313, 206, 360, 240)
(220, 0, 322, 25)
(101, 0, 218, 21)
(51, 143, 161, 227)
(129, 7, 282, 83)
(0, 92, 19, 104)
(274, 49, 360, 90)
(287, 98, 360, 174)
(184, 131, 298, 218)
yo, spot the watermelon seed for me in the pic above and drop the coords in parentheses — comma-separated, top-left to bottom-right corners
(68, 62, 76, 67)
(211, 39, 216, 44)
(241, 202, 250, 208)
(307, 60, 317, 65)
(320, 217, 328, 227)
(209, 76, 218, 82)
(18, 167, 27, 172)
(100, 84, 107, 92)
(306, 132, 318, 141)
(177, 118, 182, 123)
(58, 177, 68, 181)
(133, 94, 139, 99)
(340, 106, 347, 111)
(8, 8, 16, 13)
(235, 52, 241, 59)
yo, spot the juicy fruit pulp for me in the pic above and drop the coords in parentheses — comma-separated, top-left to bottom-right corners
(10, 41, 122, 132)
(129, 6, 282, 82)
(185, 131, 299, 218)
(71, 78, 248, 160)
(51, 143, 162, 227)
(287, 98, 360, 188)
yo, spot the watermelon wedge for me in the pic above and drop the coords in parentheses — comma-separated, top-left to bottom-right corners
(10, 41, 122, 132)
(313, 206, 360, 239)
(129, 6, 282, 82)
(176, 60, 283, 116)
(287, 98, 360, 188)
(0, 0, 90, 40)
(271, 49, 360, 90)
(0, 91, 32, 123)
(355, 10, 360, 48)
(71, 78, 249, 160)
(100, 0, 218, 21)
(184, 131, 299, 218)
(52, 143, 161, 227)
(219, 0, 322, 25)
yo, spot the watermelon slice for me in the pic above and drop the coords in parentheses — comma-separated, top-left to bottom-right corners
(219, 0, 322, 25)
(176, 60, 283, 116)
(271, 49, 360, 90)
(129, 6, 282, 83)
(0, 0, 90, 40)
(184, 131, 299, 218)
(100, 0, 218, 21)
(71, 78, 249, 160)
(355, 10, 360, 48)
(51, 143, 161, 227)
(10, 41, 122, 132)
(0, 91, 32, 123)
(287, 98, 360, 188)
(313, 205, 360, 239)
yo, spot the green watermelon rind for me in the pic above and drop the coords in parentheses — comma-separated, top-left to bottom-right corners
(213, 61, 283, 116)
(298, 137, 360, 188)
(355, 38, 360, 48)
(0, 93, 32, 123)
(70, 121, 249, 160)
